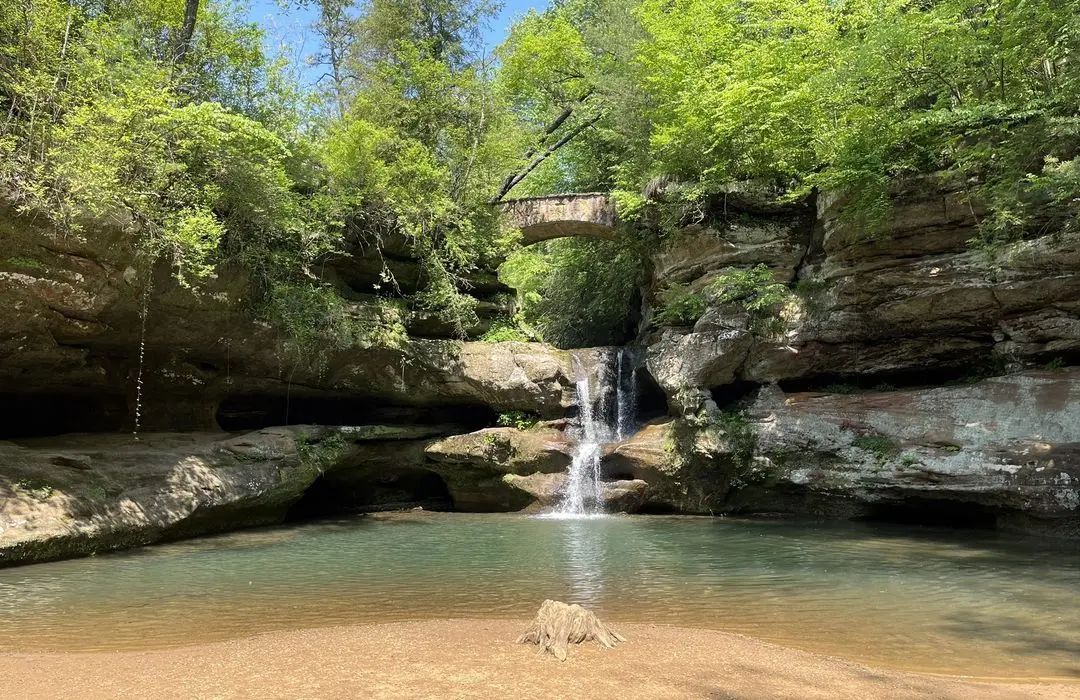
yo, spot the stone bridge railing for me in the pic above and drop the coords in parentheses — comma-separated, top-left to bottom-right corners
(498, 193, 618, 245)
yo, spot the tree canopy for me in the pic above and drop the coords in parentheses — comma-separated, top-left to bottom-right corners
(2, 0, 1078, 350)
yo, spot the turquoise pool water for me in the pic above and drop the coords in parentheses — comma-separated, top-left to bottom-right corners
(0, 513, 1077, 677)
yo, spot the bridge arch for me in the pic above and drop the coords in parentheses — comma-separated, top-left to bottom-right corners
(499, 193, 618, 246)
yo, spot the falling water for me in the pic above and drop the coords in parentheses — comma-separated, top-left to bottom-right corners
(615, 348, 637, 441)
(132, 278, 152, 440)
(548, 350, 638, 518)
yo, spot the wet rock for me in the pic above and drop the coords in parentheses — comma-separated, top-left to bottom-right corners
(501, 472, 648, 513)
(420, 426, 573, 512)
(604, 420, 744, 514)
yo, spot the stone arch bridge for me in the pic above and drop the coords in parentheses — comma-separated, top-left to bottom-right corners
(498, 193, 618, 246)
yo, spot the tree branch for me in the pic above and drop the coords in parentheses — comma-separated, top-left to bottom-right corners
(490, 89, 595, 203)
(490, 111, 603, 203)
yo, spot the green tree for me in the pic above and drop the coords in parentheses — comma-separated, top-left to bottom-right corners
(322, 0, 520, 335)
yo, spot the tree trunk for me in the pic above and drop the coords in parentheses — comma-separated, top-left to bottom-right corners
(173, 0, 200, 64)
(517, 599, 625, 660)
(489, 90, 596, 203)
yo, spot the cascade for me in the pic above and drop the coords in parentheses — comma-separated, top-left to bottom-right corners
(615, 348, 637, 441)
(547, 349, 638, 518)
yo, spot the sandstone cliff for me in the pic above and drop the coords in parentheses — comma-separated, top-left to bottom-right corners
(2, 176, 1079, 567)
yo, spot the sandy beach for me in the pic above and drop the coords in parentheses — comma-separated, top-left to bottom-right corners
(1, 619, 1076, 699)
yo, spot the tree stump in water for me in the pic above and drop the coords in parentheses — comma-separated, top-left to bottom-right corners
(517, 599, 626, 660)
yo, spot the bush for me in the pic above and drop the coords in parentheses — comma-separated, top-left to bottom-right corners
(654, 282, 707, 326)
(481, 321, 533, 343)
(497, 411, 539, 430)
(653, 264, 793, 329)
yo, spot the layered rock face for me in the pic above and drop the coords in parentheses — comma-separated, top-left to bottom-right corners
(602, 370, 1080, 536)
(0, 205, 575, 436)
(644, 177, 1080, 407)
(0, 205, 581, 565)
(0, 426, 336, 566)
(631, 180, 1080, 534)
(3, 173, 1080, 568)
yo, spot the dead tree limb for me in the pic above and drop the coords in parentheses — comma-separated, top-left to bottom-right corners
(490, 90, 596, 203)
(490, 112, 603, 203)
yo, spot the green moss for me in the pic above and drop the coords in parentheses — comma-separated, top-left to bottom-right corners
(793, 277, 831, 320)
(852, 434, 900, 462)
(793, 277, 830, 297)
(715, 411, 756, 465)
(481, 432, 516, 461)
(295, 433, 350, 472)
(944, 354, 1014, 386)
(84, 485, 109, 501)
(663, 411, 758, 493)
(2, 256, 46, 272)
(1043, 356, 1066, 371)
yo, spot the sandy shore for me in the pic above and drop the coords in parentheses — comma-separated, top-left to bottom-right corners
(1, 619, 1076, 699)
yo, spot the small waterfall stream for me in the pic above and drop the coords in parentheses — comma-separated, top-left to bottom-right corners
(615, 347, 637, 441)
(547, 349, 638, 518)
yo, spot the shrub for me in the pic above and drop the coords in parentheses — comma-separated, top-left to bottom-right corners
(497, 411, 539, 430)
(654, 282, 707, 326)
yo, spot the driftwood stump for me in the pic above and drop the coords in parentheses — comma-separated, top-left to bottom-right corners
(517, 599, 626, 660)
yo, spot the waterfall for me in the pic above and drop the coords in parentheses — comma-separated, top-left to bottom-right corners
(547, 349, 638, 519)
(615, 348, 637, 441)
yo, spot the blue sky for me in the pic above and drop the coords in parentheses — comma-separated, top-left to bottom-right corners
(244, 0, 548, 87)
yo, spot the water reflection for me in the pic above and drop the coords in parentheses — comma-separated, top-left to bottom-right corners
(559, 519, 608, 607)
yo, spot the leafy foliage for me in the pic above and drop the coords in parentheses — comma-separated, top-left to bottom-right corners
(0, 0, 516, 353)
(500, 237, 644, 348)
(480, 321, 533, 343)
(5, 0, 1077, 364)
(496, 411, 538, 430)
(653, 283, 707, 327)
(497, 0, 1080, 243)
(653, 264, 794, 330)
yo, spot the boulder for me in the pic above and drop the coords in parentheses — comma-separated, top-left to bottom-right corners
(604, 419, 747, 514)
(501, 472, 648, 512)
(424, 426, 572, 475)
(421, 426, 573, 511)
(645, 329, 753, 410)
